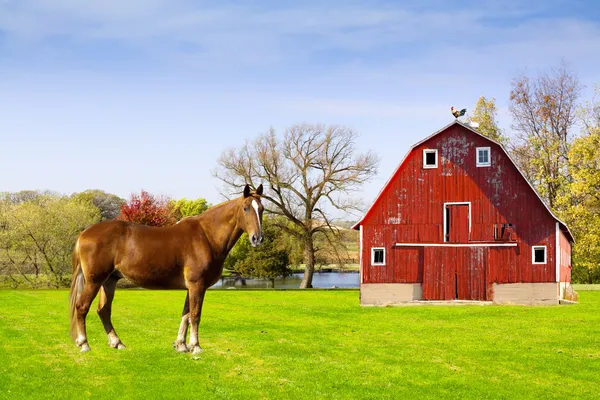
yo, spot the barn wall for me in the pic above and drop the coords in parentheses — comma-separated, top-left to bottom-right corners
(558, 230, 575, 300)
(361, 225, 423, 283)
(361, 125, 558, 289)
(559, 230, 572, 283)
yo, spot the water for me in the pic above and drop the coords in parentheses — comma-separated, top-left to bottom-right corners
(209, 271, 360, 289)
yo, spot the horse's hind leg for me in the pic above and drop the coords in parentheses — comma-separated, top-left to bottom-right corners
(75, 281, 103, 353)
(187, 284, 207, 355)
(174, 291, 190, 353)
(97, 272, 126, 350)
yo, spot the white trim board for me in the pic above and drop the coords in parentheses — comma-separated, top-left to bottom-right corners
(394, 243, 518, 247)
(555, 222, 560, 283)
(359, 226, 363, 285)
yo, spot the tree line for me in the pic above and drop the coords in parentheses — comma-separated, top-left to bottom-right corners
(0, 188, 359, 288)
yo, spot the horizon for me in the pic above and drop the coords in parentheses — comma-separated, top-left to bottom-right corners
(2, 1, 600, 221)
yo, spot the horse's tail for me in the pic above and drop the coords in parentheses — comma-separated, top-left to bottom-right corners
(69, 239, 84, 341)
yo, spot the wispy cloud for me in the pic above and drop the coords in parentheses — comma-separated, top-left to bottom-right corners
(3, 0, 593, 72)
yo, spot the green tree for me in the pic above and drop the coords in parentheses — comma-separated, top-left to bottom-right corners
(1, 190, 61, 205)
(0, 194, 101, 288)
(170, 197, 210, 221)
(467, 96, 508, 144)
(232, 220, 291, 286)
(71, 189, 125, 220)
(223, 216, 300, 275)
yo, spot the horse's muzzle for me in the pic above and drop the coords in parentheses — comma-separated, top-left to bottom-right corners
(250, 234, 264, 247)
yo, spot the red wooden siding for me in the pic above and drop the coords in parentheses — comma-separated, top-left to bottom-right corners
(422, 247, 487, 300)
(360, 123, 563, 297)
(447, 204, 469, 243)
(559, 230, 572, 283)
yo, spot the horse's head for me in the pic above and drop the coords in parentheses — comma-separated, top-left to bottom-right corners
(239, 183, 264, 248)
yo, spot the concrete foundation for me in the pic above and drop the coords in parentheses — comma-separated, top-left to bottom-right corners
(360, 283, 422, 306)
(491, 282, 559, 305)
(360, 282, 569, 306)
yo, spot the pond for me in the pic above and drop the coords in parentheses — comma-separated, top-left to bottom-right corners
(209, 271, 360, 289)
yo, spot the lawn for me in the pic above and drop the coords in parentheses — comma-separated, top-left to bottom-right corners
(1, 289, 599, 399)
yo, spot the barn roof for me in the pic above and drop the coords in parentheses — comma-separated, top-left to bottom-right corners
(351, 120, 575, 243)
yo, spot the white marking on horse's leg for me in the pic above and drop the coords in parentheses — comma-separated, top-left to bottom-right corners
(187, 320, 202, 354)
(76, 322, 90, 352)
(188, 323, 198, 348)
(108, 332, 125, 349)
(76, 334, 86, 347)
(252, 199, 261, 233)
(176, 314, 189, 343)
(174, 314, 189, 353)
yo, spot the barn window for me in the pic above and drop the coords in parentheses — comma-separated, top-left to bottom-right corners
(476, 147, 491, 167)
(371, 248, 386, 266)
(423, 149, 438, 169)
(532, 246, 547, 264)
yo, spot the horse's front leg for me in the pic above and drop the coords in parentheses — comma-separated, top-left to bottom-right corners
(174, 291, 190, 353)
(187, 284, 207, 355)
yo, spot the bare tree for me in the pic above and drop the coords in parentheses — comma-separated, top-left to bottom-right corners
(213, 123, 379, 288)
(508, 60, 582, 210)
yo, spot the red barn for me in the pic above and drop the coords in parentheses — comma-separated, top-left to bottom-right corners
(352, 121, 577, 306)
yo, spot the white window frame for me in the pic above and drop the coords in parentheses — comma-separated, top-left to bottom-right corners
(423, 149, 438, 169)
(532, 246, 547, 265)
(371, 247, 386, 266)
(476, 147, 491, 167)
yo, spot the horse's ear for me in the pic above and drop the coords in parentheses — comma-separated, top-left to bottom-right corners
(256, 184, 263, 196)
(243, 184, 251, 198)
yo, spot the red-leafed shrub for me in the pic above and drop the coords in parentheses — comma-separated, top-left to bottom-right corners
(117, 190, 175, 227)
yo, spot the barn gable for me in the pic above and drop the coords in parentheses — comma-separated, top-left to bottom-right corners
(352, 120, 574, 243)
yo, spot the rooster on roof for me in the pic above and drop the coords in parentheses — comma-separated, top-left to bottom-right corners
(451, 106, 467, 119)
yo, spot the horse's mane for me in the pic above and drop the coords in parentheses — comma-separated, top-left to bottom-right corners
(175, 196, 241, 225)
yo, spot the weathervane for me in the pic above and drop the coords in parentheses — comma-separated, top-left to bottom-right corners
(451, 106, 479, 128)
(451, 106, 466, 119)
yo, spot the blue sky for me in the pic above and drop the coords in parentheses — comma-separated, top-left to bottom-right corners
(1, 0, 600, 220)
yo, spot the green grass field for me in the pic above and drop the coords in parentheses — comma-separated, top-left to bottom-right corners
(1, 289, 599, 399)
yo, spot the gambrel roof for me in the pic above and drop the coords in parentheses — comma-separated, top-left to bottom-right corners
(352, 120, 574, 243)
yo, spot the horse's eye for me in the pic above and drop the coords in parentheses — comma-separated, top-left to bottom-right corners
(244, 207, 248, 212)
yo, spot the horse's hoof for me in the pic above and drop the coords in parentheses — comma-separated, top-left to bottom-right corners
(190, 345, 203, 355)
(109, 340, 126, 349)
(80, 344, 91, 353)
(175, 343, 188, 353)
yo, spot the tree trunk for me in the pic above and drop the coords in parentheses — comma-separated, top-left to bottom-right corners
(300, 234, 315, 288)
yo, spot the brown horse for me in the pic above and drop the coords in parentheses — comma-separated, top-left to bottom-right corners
(69, 184, 264, 353)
